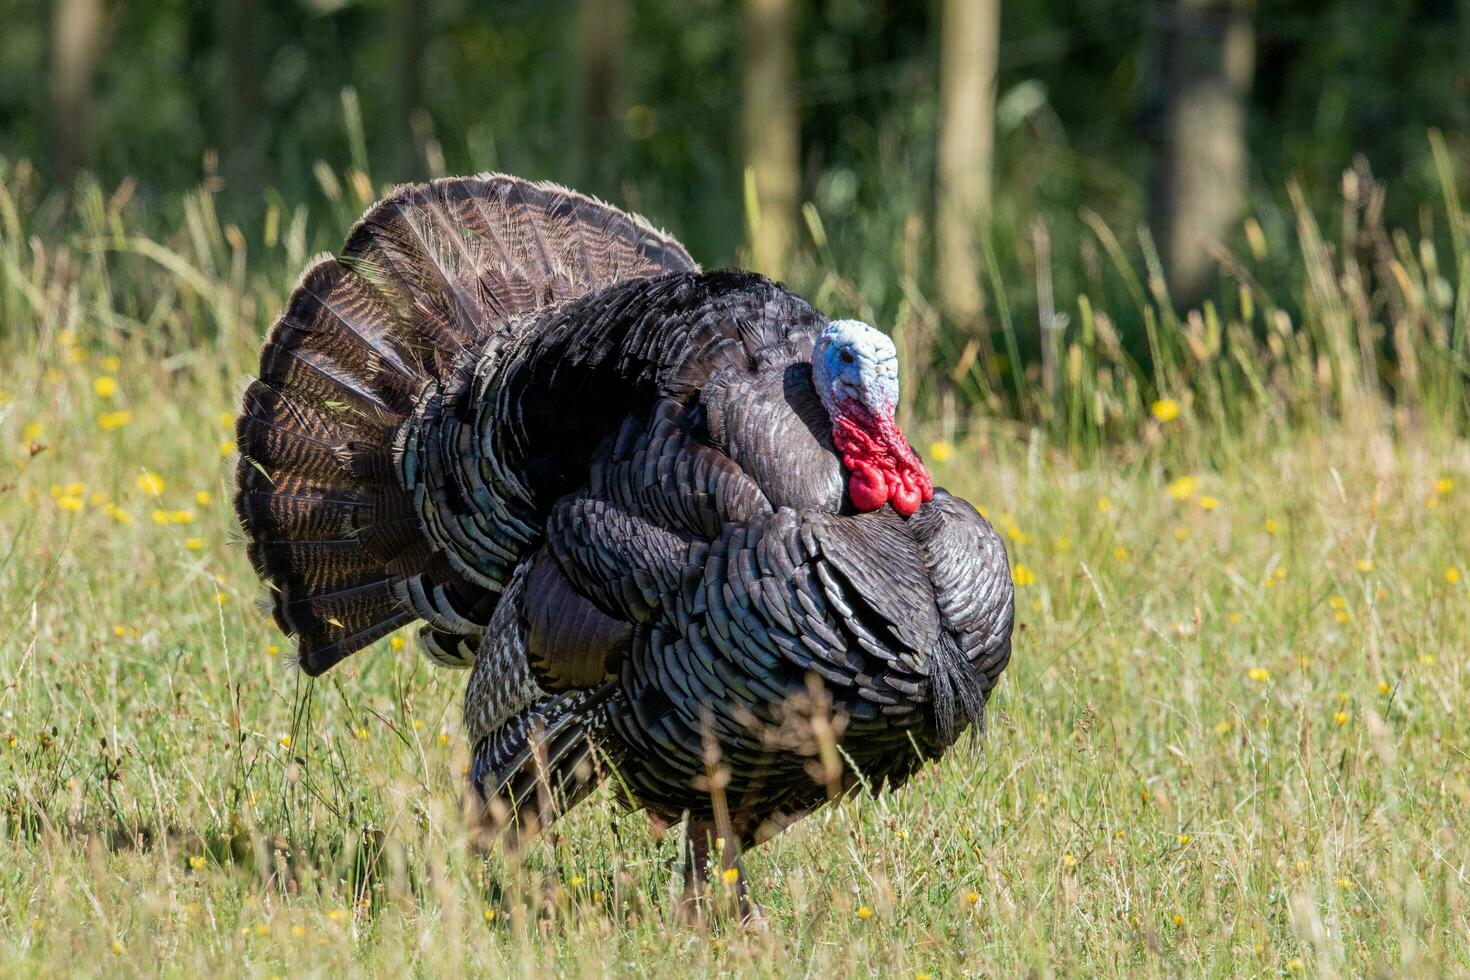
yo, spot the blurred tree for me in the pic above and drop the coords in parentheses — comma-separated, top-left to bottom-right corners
(50, 0, 104, 183)
(576, 0, 626, 197)
(392, 0, 431, 181)
(216, 0, 266, 200)
(936, 0, 1000, 332)
(742, 0, 798, 279)
(1151, 0, 1255, 306)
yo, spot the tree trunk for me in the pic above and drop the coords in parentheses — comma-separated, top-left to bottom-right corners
(394, 0, 431, 180)
(51, 0, 104, 184)
(742, 0, 799, 280)
(577, 0, 625, 197)
(217, 0, 266, 199)
(936, 0, 1000, 331)
(1151, 0, 1255, 307)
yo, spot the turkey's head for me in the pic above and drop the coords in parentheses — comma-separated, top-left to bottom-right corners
(813, 319, 934, 517)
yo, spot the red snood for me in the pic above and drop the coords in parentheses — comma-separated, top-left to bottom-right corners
(830, 401, 934, 517)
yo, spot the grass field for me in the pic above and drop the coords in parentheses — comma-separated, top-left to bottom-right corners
(1, 163, 1468, 976)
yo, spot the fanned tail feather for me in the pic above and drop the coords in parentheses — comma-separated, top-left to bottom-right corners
(235, 174, 697, 675)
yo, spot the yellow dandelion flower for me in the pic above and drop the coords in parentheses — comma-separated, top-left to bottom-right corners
(1272, 567, 1287, 580)
(438, 733, 449, 746)
(722, 867, 740, 884)
(1247, 667, 1270, 683)
(44, 368, 62, 384)
(390, 635, 405, 652)
(113, 626, 127, 637)
(56, 495, 85, 512)
(482, 908, 496, 923)
(568, 874, 586, 887)
(112, 941, 124, 955)
(1378, 680, 1392, 695)
(22, 422, 44, 443)
(218, 439, 236, 458)
(254, 923, 270, 937)
(857, 905, 874, 920)
(105, 505, 135, 525)
(1263, 517, 1281, 535)
(65, 481, 85, 495)
(1151, 399, 1180, 422)
(136, 471, 165, 495)
(355, 727, 369, 739)
(1286, 959, 1305, 974)
(152, 510, 169, 525)
(1053, 535, 1072, 552)
(215, 592, 230, 606)
(927, 440, 954, 463)
(1198, 495, 1218, 511)
(101, 355, 121, 372)
(267, 644, 279, 656)
(1445, 567, 1461, 584)
(1097, 496, 1113, 513)
(1333, 711, 1349, 726)
(1177, 834, 1191, 845)
(1436, 477, 1454, 495)
(1012, 564, 1037, 587)
(291, 925, 307, 939)
(93, 376, 118, 398)
(1356, 559, 1375, 572)
(1062, 853, 1076, 868)
(1174, 527, 1189, 542)
(195, 490, 212, 506)
(279, 734, 292, 748)
(1334, 877, 1352, 889)
(88, 490, 107, 506)
(1419, 654, 1436, 666)
(217, 411, 235, 428)
(1214, 720, 1232, 734)
(189, 855, 206, 870)
(915, 974, 932, 980)
(184, 537, 205, 551)
(1113, 545, 1129, 561)
(168, 509, 196, 524)
(1167, 475, 1198, 500)
(966, 890, 980, 906)
(1172, 913, 1184, 926)
(66, 346, 87, 364)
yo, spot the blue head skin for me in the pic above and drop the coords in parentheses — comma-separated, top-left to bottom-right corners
(811, 319, 932, 515)
(811, 319, 900, 420)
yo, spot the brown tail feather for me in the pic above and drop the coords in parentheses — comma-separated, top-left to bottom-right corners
(235, 174, 697, 675)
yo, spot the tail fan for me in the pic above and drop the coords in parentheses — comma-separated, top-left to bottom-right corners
(235, 175, 696, 675)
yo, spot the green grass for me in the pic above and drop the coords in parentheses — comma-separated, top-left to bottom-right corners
(1, 158, 1468, 975)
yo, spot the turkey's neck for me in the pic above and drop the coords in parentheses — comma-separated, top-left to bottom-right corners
(828, 401, 933, 517)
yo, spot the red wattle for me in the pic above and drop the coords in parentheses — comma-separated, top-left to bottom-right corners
(829, 403, 934, 517)
(848, 464, 888, 511)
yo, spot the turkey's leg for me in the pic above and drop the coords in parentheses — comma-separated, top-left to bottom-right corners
(676, 817, 761, 925)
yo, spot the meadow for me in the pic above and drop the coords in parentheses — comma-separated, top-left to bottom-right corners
(1, 156, 1468, 976)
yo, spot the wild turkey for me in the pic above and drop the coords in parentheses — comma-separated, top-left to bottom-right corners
(234, 175, 1013, 909)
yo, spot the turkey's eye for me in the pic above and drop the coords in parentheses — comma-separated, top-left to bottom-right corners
(839, 349, 855, 365)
